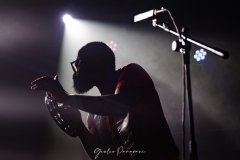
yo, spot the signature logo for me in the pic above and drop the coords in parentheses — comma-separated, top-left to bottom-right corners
(94, 146, 146, 159)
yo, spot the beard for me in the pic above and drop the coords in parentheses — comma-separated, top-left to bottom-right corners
(72, 73, 94, 94)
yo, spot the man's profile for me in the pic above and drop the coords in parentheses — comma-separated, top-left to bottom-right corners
(31, 41, 179, 160)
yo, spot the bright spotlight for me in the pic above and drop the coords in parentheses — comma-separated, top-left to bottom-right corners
(194, 49, 207, 62)
(63, 14, 73, 24)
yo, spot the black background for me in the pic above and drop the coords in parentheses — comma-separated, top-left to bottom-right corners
(0, 0, 239, 160)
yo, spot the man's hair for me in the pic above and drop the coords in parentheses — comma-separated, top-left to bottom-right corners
(77, 41, 116, 71)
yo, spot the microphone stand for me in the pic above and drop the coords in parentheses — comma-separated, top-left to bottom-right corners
(151, 19, 229, 160)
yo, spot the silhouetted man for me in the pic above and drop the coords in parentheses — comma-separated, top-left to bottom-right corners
(31, 42, 179, 160)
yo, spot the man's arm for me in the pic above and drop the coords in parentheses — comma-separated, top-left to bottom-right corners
(31, 76, 144, 116)
(64, 85, 143, 116)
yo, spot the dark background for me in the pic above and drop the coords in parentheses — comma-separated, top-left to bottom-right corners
(0, 0, 239, 160)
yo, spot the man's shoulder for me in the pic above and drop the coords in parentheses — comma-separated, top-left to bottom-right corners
(116, 62, 153, 89)
(122, 63, 142, 69)
(120, 63, 146, 73)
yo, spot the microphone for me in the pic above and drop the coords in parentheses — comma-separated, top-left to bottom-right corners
(134, 8, 166, 22)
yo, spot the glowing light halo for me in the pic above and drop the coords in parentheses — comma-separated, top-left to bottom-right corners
(62, 14, 73, 24)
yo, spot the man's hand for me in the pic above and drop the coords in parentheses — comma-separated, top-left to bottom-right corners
(31, 75, 68, 103)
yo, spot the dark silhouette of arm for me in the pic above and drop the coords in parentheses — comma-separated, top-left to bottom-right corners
(64, 85, 143, 116)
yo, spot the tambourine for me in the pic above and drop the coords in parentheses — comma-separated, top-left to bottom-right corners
(44, 92, 79, 137)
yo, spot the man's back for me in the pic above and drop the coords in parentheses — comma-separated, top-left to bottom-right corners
(87, 63, 179, 159)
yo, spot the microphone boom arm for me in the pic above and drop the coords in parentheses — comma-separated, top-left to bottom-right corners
(152, 19, 229, 59)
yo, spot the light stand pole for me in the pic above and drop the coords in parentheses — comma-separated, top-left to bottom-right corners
(180, 28, 197, 160)
(172, 27, 198, 160)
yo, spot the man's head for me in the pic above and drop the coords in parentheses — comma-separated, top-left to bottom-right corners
(72, 41, 116, 94)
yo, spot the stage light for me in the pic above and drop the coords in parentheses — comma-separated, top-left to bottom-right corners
(194, 49, 207, 62)
(62, 14, 73, 24)
(106, 41, 117, 52)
